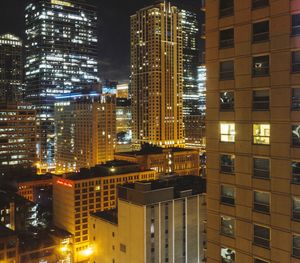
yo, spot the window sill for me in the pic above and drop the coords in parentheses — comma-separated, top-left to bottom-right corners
(253, 209, 270, 215)
(220, 171, 235, 175)
(252, 74, 270, 78)
(253, 176, 270, 180)
(252, 243, 270, 250)
(252, 39, 269, 44)
(220, 202, 235, 207)
(220, 233, 235, 238)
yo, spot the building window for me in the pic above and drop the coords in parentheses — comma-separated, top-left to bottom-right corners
(292, 161, 300, 184)
(254, 258, 269, 263)
(221, 216, 235, 237)
(221, 247, 235, 263)
(220, 123, 235, 142)
(220, 154, 235, 174)
(292, 14, 300, 36)
(219, 0, 234, 17)
(292, 88, 300, 110)
(220, 91, 234, 111)
(253, 90, 269, 111)
(293, 234, 300, 258)
(221, 185, 235, 205)
(252, 0, 269, 9)
(292, 125, 300, 147)
(253, 224, 270, 248)
(253, 191, 270, 213)
(253, 20, 269, 42)
(252, 56, 269, 77)
(220, 28, 234, 48)
(292, 51, 300, 73)
(293, 197, 300, 221)
(253, 124, 270, 145)
(120, 243, 126, 253)
(253, 157, 270, 179)
(220, 60, 234, 80)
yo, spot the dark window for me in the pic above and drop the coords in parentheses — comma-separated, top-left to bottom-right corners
(292, 125, 300, 147)
(221, 216, 235, 237)
(292, 88, 300, 110)
(253, 158, 270, 179)
(220, 28, 234, 48)
(220, 60, 234, 80)
(293, 234, 300, 258)
(220, 154, 235, 174)
(254, 258, 269, 263)
(253, 21, 269, 42)
(292, 14, 300, 36)
(253, 90, 269, 111)
(252, 0, 269, 9)
(220, 91, 234, 111)
(7, 251, 16, 258)
(292, 51, 300, 73)
(219, 0, 234, 17)
(253, 191, 270, 213)
(253, 56, 269, 77)
(120, 243, 126, 253)
(293, 197, 300, 221)
(221, 185, 235, 205)
(292, 162, 300, 184)
(253, 225, 270, 248)
(221, 247, 235, 263)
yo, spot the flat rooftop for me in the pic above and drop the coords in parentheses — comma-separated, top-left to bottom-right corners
(91, 209, 118, 225)
(0, 224, 16, 238)
(58, 160, 152, 181)
(0, 189, 34, 207)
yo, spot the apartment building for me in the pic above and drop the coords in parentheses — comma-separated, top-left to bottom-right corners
(206, 0, 300, 262)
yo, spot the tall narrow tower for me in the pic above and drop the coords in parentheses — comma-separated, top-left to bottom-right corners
(130, 2, 184, 149)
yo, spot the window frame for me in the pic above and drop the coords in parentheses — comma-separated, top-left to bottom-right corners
(253, 224, 270, 249)
(253, 157, 270, 179)
(220, 154, 235, 174)
(292, 87, 300, 110)
(292, 51, 300, 73)
(252, 20, 269, 43)
(221, 184, 235, 206)
(219, 28, 234, 48)
(292, 124, 300, 147)
(252, 0, 269, 10)
(292, 196, 300, 221)
(220, 215, 235, 238)
(220, 60, 234, 80)
(292, 234, 300, 259)
(220, 123, 235, 143)
(221, 247, 236, 263)
(219, 0, 234, 18)
(252, 55, 270, 77)
(253, 190, 270, 214)
(292, 161, 300, 184)
(220, 90, 235, 111)
(253, 123, 271, 145)
(252, 89, 270, 111)
(292, 13, 300, 37)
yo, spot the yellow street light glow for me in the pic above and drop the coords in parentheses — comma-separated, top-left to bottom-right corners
(82, 247, 93, 257)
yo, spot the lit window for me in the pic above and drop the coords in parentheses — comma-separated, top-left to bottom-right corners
(253, 157, 270, 179)
(253, 124, 270, 145)
(221, 216, 235, 237)
(220, 91, 234, 111)
(292, 88, 300, 110)
(221, 247, 235, 263)
(252, 0, 269, 9)
(292, 51, 300, 73)
(292, 125, 300, 147)
(221, 185, 235, 205)
(253, 90, 269, 111)
(253, 224, 270, 248)
(292, 196, 300, 221)
(220, 60, 234, 80)
(220, 154, 235, 174)
(293, 234, 300, 258)
(252, 20, 269, 42)
(292, 161, 300, 184)
(253, 191, 270, 213)
(292, 14, 300, 36)
(219, 0, 234, 18)
(220, 123, 235, 142)
(252, 56, 269, 77)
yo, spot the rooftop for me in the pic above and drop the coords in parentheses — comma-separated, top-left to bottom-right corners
(91, 209, 118, 225)
(0, 189, 34, 207)
(0, 224, 16, 238)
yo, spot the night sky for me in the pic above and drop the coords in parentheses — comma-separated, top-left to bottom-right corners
(0, 0, 201, 82)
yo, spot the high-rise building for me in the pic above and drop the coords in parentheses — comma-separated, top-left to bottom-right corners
(54, 91, 116, 172)
(0, 34, 23, 103)
(25, 0, 99, 166)
(89, 176, 207, 263)
(131, 2, 184, 149)
(197, 65, 206, 116)
(116, 83, 130, 99)
(206, 0, 300, 262)
(0, 103, 36, 175)
(52, 160, 157, 262)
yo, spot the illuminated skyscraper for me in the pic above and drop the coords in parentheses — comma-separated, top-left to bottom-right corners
(54, 91, 116, 172)
(0, 34, 23, 103)
(131, 2, 184, 149)
(25, 0, 99, 166)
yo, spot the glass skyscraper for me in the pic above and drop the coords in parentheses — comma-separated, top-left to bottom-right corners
(25, 0, 99, 166)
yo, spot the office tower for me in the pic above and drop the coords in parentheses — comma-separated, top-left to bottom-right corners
(54, 91, 116, 172)
(0, 103, 36, 175)
(89, 176, 207, 263)
(115, 144, 199, 176)
(198, 65, 206, 115)
(25, 0, 99, 167)
(206, 0, 300, 262)
(131, 2, 184, 149)
(53, 161, 157, 262)
(0, 33, 23, 103)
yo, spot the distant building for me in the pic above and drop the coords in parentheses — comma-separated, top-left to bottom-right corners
(184, 115, 206, 149)
(0, 33, 23, 103)
(102, 80, 118, 95)
(89, 176, 207, 263)
(131, 2, 184, 148)
(0, 103, 36, 176)
(116, 83, 129, 99)
(0, 225, 19, 263)
(197, 65, 206, 116)
(54, 92, 116, 172)
(115, 144, 199, 176)
(25, 0, 99, 166)
(53, 160, 157, 262)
